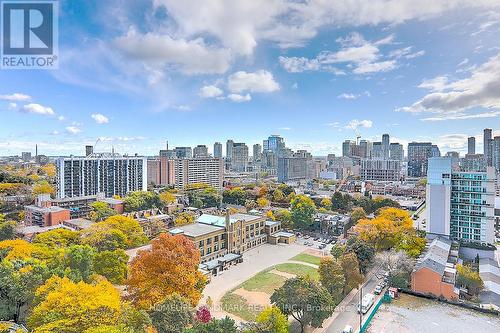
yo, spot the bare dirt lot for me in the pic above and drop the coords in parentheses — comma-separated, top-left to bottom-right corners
(367, 294, 500, 333)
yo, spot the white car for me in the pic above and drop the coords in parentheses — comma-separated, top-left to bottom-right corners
(342, 325, 354, 333)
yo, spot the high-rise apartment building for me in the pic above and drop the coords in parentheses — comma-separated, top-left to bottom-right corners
(193, 145, 208, 158)
(408, 142, 433, 177)
(174, 147, 192, 159)
(360, 159, 401, 182)
(426, 157, 495, 244)
(56, 153, 147, 199)
(85, 145, 93, 157)
(264, 135, 285, 156)
(382, 134, 390, 159)
(492, 136, 500, 171)
(21, 152, 31, 162)
(174, 158, 224, 190)
(213, 142, 222, 158)
(147, 157, 175, 186)
(253, 144, 262, 162)
(468, 137, 476, 155)
(277, 157, 308, 182)
(226, 140, 234, 160)
(231, 143, 249, 172)
(484, 128, 493, 167)
(389, 143, 404, 161)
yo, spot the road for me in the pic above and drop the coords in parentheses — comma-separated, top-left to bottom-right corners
(322, 266, 386, 333)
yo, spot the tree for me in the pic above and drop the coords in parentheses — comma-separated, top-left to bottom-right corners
(124, 191, 162, 212)
(64, 245, 95, 283)
(0, 215, 16, 241)
(0, 259, 51, 322)
(331, 192, 350, 211)
(271, 276, 334, 333)
(330, 244, 346, 259)
(355, 207, 414, 250)
(28, 276, 122, 333)
(89, 201, 116, 222)
(456, 264, 483, 296)
(376, 250, 414, 288)
(149, 294, 193, 333)
(318, 258, 345, 303)
(127, 233, 206, 309)
(345, 236, 375, 274)
(93, 249, 128, 284)
(174, 212, 195, 226)
(256, 197, 270, 208)
(290, 195, 316, 230)
(32, 229, 80, 248)
(275, 210, 292, 229)
(272, 189, 284, 202)
(40, 164, 56, 178)
(254, 306, 289, 333)
(184, 317, 238, 333)
(394, 232, 426, 257)
(350, 207, 366, 225)
(159, 191, 176, 207)
(320, 198, 332, 210)
(32, 181, 55, 197)
(340, 253, 363, 295)
(194, 306, 211, 324)
(222, 187, 247, 206)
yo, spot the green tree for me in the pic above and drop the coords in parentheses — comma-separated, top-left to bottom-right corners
(93, 249, 128, 284)
(271, 276, 334, 333)
(81, 227, 128, 251)
(222, 187, 247, 206)
(184, 317, 238, 333)
(290, 195, 316, 229)
(174, 212, 195, 226)
(330, 244, 346, 259)
(340, 252, 363, 295)
(149, 294, 193, 333)
(124, 191, 162, 212)
(275, 210, 292, 229)
(254, 306, 289, 333)
(350, 207, 366, 224)
(318, 257, 345, 303)
(272, 189, 284, 202)
(89, 201, 116, 222)
(345, 236, 375, 274)
(331, 192, 351, 211)
(64, 245, 95, 283)
(0, 215, 16, 241)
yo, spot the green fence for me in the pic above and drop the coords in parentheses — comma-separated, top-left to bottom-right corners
(360, 293, 391, 333)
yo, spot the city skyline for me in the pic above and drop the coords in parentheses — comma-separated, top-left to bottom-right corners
(1, 1, 500, 156)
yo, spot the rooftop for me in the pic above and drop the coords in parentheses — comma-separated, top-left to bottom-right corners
(25, 205, 68, 213)
(415, 237, 453, 276)
(196, 213, 263, 227)
(168, 223, 225, 238)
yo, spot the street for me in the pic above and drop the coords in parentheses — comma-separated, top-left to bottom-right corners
(322, 266, 386, 333)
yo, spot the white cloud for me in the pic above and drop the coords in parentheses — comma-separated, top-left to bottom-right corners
(7, 102, 17, 110)
(227, 93, 252, 102)
(114, 29, 231, 75)
(65, 126, 82, 135)
(345, 119, 373, 130)
(227, 70, 280, 93)
(338, 93, 359, 100)
(421, 111, 500, 121)
(58, 115, 65, 121)
(397, 53, 500, 117)
(199, 85, 223, 98)
(280, 32, 401, 75)
(91, 113, 109, 124)
(418, 76, 449, 92)
(20, 103, 55, 116)
(279, 127, 291, 130)
(0, 93, 31, 102)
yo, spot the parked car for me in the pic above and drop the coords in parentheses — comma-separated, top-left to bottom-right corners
(374, 285, 383, 295)
(342, 325, 354, 333)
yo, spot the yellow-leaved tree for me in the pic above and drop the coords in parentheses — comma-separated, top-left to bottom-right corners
(28, 276, 122, 333)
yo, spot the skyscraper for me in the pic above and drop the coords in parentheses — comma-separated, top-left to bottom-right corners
(226, 140, 234, 159)
(231, 143, 249, 172)
(492, 136, 500, 171)
(56, 153, 147, 198)
(193, 145, 208, 158)
(174, 147, 192, 159)
(484, 128, 493, 166)
(213, 142, 222, 158)
(85, 145, 93, 156)
(389, 143, 404, 161)
(174, 157, 224, 190)
(253, 143, 262, 162)
(382, 133, 390, 159)
(467, 136, 476, 155)
(407, 142, 433, 177)
(426, 157, 494, 244)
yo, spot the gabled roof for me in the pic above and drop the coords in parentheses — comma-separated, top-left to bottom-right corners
(415, 237, 452, 276)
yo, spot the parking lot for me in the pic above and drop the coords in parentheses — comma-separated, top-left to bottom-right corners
(295, 233, 336, 254)
(366, 294, 500, 333)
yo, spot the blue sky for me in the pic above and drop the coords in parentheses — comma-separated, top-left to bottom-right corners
(1, 0, 500, 156)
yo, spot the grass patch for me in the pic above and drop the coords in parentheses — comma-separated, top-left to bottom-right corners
(290, 253, 323, 266)
(220, 292, 261, 321)
(241, 270, 288, 294)
(274, 263, 319, 280)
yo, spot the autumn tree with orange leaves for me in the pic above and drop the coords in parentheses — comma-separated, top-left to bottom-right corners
(126, 233, 207, 309)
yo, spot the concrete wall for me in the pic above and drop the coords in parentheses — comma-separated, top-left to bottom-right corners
(459, 246, 496, 260)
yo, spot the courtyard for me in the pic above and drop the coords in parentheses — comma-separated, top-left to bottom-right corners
(201, 242, 328, 323)
(366, 294, 500, 333)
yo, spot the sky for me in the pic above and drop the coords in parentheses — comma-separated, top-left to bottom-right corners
(1, 0, 500, 157)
